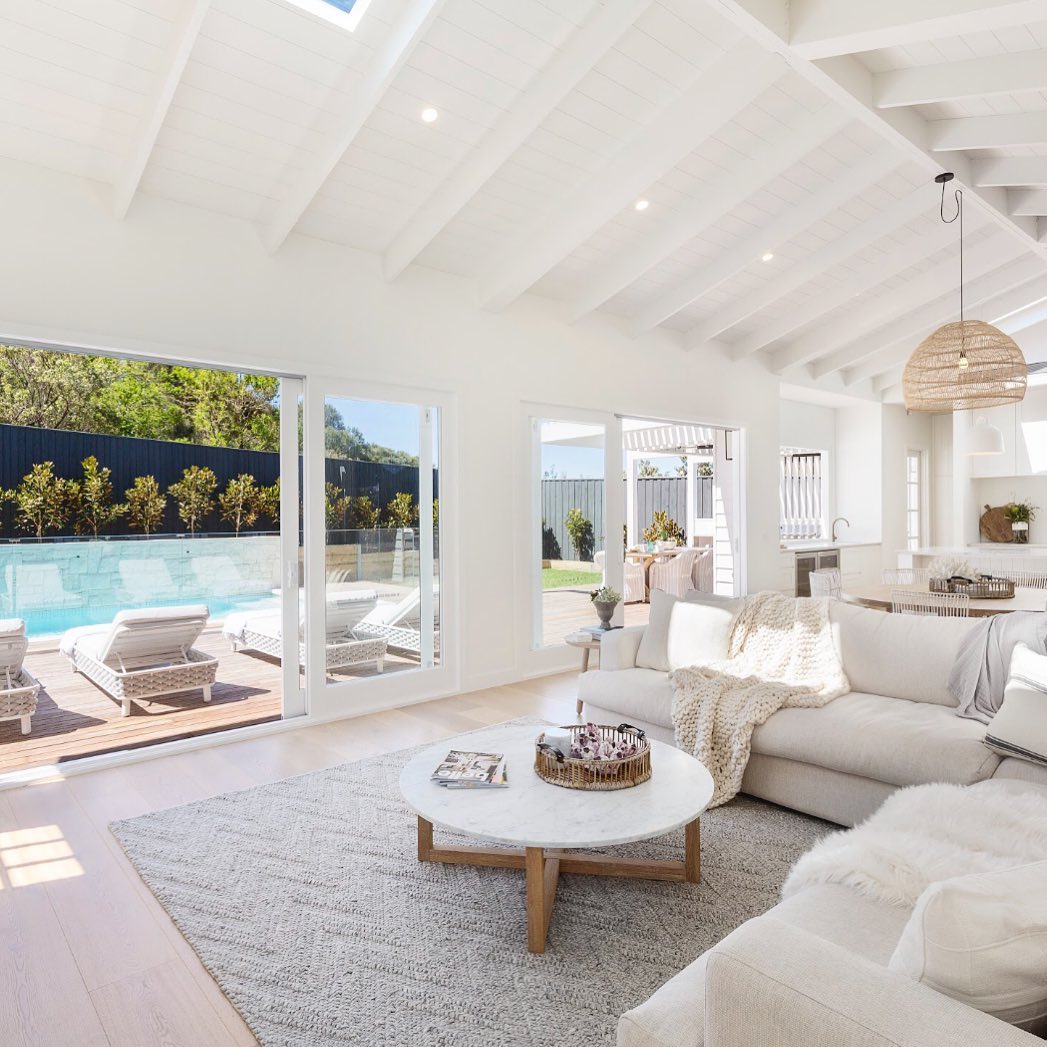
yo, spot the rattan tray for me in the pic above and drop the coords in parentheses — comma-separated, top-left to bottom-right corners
(534, 723, 650, 790)
(930, 576, 1015, 599)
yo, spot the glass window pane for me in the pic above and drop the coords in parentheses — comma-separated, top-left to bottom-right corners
(537, 420, 604, 648)
(323, 397, 439, 683)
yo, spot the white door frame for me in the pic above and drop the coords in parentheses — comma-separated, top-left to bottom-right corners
(303, 378, 458, 720)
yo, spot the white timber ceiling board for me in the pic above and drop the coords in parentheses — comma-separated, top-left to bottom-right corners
(5, 0, 1047, 400)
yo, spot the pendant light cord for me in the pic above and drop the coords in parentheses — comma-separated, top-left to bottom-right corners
(940, 179, 964, 325)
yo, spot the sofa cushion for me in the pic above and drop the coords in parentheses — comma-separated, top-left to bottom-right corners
(577, 667, 673, 729)
(751, 691, 1000, 788)
(667, 593, 744, 671)
(635, 590, 742, 673)
(985, 642, 1047, 768)
(889, 860, 1047, 1034)
(830, 601, 976, 707)
(635, 589, 674, 672)
(617, 884, 909, 1047)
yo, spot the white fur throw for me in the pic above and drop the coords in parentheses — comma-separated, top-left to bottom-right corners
(784, 781, 1047, 907)
(670, 592, 849, 808)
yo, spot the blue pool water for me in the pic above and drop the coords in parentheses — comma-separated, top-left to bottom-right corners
(22, 592, 279, 640)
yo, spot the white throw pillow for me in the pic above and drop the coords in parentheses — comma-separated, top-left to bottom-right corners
(634, 589, 676, 672)
(667, 593, 744, 671)
(986, 643, 1047, 766)
(889, 860, 1047, 1033)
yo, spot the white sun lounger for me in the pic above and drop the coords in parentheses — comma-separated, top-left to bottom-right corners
(0, 619, 41, 735)
(60, 605, 218, 717)
(223, 591, 386, 672)
(352, 588, 431, 656)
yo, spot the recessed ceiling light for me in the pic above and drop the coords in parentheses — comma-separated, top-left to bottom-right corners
(421, 107, 439, 123)
(634, 199, 650, 212)
(761, 251, 774, 262)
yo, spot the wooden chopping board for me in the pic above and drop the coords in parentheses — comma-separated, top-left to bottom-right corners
(979, 504, 1014, 543)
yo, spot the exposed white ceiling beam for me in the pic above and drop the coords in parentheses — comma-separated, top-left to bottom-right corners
(262, 0, 444, 254)
(729, 217, 969, 363)
(874, 50, 1047, 109)
(1000, 297, 1047, 333)
(770, 234, 1021, 374)
(382, 0, 653, 282)
(1009, 188, 1047, 216)
(787, 0, 1047, 61)
(684, 178, 925, 348)
(815, 270, 1047, 379)
(477, 41, 784, 311)
(973, 157, 1047, 188)
(878, 381, 904, 401)
(114, 0, 210, 219)
(634, 151, 895, 336)
(840, 259, 1045, 385)
(565, 107, 844, 321)
(705, 2, 1047, 263)
(930, 112, 1047, 151)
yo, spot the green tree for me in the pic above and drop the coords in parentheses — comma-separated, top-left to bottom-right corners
(0, 347, 119, 432)
(171, 368, 279, 451)
(73, 456, 125, 537)
(432, 498, 439, 528)
(637, 459, 661, 478)
(94, 362, 187, 440)
(564, 507, 595, 561)
(384, 491, 419, 528)
(347, 495, 380, 529)
(7, 462, 75, 537)
(325, 483, 349, 530)
(642, 510, 685, 545)
(218, 474, 260, 536)
(257, 479, 280, 527)
(324, 404, 419, 466)
(125, 475, 166, 535)
(168, 466, 217, 534)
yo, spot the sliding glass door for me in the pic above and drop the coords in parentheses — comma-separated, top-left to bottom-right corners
(304, 384, 449, 715)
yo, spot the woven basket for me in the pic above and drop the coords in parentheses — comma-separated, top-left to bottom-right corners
(534, 724, 651, 791)
(930, 576, 1015, 599)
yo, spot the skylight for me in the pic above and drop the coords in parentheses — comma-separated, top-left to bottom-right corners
(288, 0, 373, 32)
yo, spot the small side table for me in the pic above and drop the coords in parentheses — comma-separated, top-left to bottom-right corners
(565, 632, 601, 715)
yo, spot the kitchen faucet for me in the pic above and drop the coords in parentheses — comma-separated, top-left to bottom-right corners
(831, 517, 850, 543)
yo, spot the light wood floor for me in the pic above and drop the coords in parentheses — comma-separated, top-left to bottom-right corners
(0, 671, 580, 1047)
(0, 627, 418, 774)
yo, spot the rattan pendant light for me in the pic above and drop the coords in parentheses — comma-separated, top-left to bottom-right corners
(902, 173, 1027, 414)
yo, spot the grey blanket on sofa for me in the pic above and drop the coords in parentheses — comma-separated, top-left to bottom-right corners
(947, 611, 1047, 723)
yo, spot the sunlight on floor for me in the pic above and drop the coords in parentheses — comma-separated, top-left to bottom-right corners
(0, 824, 84, 887)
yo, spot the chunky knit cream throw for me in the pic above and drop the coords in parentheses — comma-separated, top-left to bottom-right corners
(670, 592, 849, 808)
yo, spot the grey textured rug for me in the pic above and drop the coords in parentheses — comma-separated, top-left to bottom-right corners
(111, 720, 831, 1047)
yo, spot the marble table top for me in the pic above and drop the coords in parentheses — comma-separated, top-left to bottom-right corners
(399, 722, 714, 850)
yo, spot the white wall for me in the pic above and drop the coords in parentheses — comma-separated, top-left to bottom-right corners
(932, 413, 954, 546)
(0, 159, 783, 693)
(834, 403, 882, 545)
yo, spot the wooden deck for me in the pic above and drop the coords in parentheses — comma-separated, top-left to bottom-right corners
(541, 587, 650, 646)
(0, 627, 417, 774)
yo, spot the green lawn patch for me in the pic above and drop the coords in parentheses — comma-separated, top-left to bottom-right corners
(542, 568, 602, 590)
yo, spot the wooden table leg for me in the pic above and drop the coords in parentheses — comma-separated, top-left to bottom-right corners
(576, 648, 591, 715)
(684, 818, 701, 884)
(525, 847, 560, 953)
(417, 816, 433, 862)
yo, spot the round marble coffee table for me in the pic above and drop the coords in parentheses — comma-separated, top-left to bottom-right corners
(400, 722, 714, 953)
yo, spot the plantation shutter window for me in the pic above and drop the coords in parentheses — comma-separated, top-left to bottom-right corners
(779, 449, 824, 540)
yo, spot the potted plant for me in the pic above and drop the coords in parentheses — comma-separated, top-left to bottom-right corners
(590, 585, 621, 630)
(1005, 500, 1037, 544)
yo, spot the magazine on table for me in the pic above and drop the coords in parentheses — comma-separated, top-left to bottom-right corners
(431, 750, 508, 788)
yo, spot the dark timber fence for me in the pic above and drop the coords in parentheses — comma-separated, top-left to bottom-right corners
(0, 424, 436, 539)
(541, 475, 712, 560)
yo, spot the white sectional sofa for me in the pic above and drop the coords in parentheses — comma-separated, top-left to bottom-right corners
(580, 593, 1047, 1047)
(579, 594, 1047, 826)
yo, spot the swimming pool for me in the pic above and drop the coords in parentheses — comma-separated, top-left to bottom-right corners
(0, 535, 283, 639)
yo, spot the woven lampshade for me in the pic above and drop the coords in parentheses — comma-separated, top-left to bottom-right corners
(902, 319, 1027, 413)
